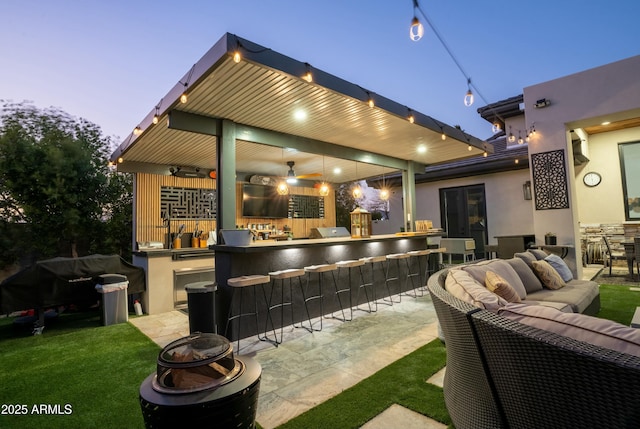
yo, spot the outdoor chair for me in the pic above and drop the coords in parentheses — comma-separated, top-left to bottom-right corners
(602, 236, 626, 275)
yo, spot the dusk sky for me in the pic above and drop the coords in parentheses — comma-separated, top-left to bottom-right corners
(2, 1, 639, 147)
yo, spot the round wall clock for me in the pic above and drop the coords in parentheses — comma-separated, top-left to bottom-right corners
(583, 172, 602, 187)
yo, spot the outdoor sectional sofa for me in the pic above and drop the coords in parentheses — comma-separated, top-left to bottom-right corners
(426, 249, 640, 429)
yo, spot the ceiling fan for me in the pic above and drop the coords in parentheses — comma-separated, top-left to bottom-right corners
(283, 161, 321, 183)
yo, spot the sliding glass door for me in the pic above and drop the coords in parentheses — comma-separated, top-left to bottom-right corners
(440, 185, 487, 258)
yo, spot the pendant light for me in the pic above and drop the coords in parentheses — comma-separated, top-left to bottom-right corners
(352, 162, 363, 199)
(379, 167, 390, 201)
(318, 156, 330, 197)
(277, 149, 289, 195)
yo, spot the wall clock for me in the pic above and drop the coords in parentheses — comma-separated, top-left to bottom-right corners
(583, 172, 602, 187)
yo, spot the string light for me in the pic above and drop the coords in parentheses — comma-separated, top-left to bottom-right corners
(407, 108, 415, 123)
(409, 0, 424, 41)
(491, 121, 501, 133)
(302, 63, 313, 82)
(464, 78, 474, 107)
(366, 91, 375, 108)
(133, 126, 142, 136)
(152, 98, 163, 125)
(179, 64, 195, 104)
(508, 126, 516, 143)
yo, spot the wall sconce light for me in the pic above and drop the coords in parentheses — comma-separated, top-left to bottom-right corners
(523, 180, 532, 200)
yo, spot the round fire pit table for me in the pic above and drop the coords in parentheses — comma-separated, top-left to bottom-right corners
(139, 333, 261, 429)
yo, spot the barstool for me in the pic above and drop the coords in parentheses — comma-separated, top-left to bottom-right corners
(359, 256, 384, 312)
(301, 263, 338, 332)
(332, 259, 365, 322)
(406, 249, 432, 296)
(224, 274, 272, 353)
(265, 268, 306, 346)
(385, 253, 414, 302)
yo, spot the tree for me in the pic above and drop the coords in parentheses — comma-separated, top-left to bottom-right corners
(0, 101, 132, 267)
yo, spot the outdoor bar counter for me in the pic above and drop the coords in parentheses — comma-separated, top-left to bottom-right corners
(213, 233, 442, 342)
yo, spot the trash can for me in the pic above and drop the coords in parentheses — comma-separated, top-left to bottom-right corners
(95, 274, 129, 326)
(185, 281, 217, 334)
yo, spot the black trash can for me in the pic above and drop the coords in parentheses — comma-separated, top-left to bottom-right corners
(185, 282, 217, 334)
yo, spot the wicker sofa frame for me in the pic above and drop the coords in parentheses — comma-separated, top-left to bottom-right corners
(427, 267, 640, 429)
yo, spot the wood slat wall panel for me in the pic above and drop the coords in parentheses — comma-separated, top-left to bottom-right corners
(136, 175, 336, 246)
(136, 173, 217, 246)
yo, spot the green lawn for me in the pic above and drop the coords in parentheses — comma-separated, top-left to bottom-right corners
(0, 283, 637, 429)
(0, 311, 159, 429)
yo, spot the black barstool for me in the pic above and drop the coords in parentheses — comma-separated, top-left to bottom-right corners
(385, 253, 413, 302)
(224, 274, 272, 353)
(406, 249, 432, 296)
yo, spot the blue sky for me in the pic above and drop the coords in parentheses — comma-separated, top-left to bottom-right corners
(1, 0, 639, 145)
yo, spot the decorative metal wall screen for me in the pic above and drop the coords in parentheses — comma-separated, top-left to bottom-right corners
(531, 149, 570, 210)
(160, 186, 216, 219)
(289, 195, 325, 219)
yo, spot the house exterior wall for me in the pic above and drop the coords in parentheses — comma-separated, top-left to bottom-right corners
(523, 55, 640, 277)
(577, 127, 640, 224)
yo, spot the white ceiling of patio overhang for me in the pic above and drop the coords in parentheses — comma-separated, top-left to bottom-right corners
(111, 33, 491, 183)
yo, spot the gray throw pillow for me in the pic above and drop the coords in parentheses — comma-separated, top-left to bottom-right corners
(527, 248, 549, 260)
(505, 257, 543, 293)
(544, 254, 573, 282)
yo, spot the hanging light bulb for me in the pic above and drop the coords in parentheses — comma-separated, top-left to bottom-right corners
(468, 145, 472, 151)
(233, 50, 241, 63)
(179, 65, 195, 104)
(441, 132, 446, 140)
(133, 126, 142, 136)
(380, 188, 390, 201)
(352, 184, 363, 199)
(517, 131, 524, 144)
(152, 115, 159, 125)
(277, 181, 289, 195)
(515, 158, 520, 164)
(407, 109, 415, 123)
(409, 16, 424, 41)
(491, 121, 501, 134)
(483, 151, 488, 158)
(508, 126, 516, 143)
(319, 182, 330, 197)
(302, 63, 313, 82)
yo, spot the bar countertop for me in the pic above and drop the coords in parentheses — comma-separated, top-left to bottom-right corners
(212, 232, 443, 253)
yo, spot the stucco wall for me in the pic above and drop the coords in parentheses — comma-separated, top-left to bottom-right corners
(577, 127, 640, 224)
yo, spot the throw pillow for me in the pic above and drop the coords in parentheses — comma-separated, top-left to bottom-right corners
(498, 303, 640, 357)
(445, 269, 507, 311)
(485, 271, 521, 303)
(527, 248, 549, 260)
(544, 254, 573, 282)
(531, 260, 566, 290)
(514, 251, 537, 268)
(505, 257, 543, 293)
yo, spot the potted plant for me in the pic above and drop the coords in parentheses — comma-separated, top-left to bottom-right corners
(545, 232, 557, 245)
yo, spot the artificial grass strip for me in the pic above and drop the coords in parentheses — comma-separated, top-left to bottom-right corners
(597, 283, 640, 325)
(276, 339, 450, 429)
(0, 320, 159, 429)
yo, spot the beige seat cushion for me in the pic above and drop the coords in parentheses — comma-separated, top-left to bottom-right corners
(499, 303, 640, 357)
(527, 280, 599, 314)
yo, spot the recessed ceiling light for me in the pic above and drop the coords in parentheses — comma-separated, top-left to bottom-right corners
(417, 144, 427, 154)
(333, 167, 342, 174)
(601, 121, 611, 126)
(293, 109, 307, 121)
